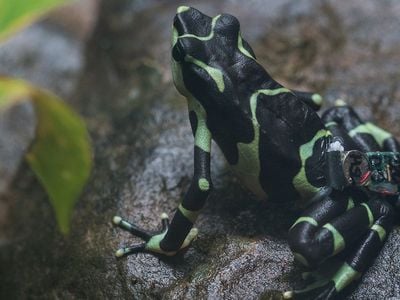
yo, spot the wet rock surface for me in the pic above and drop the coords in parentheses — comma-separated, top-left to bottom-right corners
(1, 0, 400, 299)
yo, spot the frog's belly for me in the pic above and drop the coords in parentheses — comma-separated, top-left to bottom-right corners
(229, 134, 267, 200)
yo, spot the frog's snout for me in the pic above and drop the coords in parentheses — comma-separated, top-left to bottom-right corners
(174, 6, 210, 37)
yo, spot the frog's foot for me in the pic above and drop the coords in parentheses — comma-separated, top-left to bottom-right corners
(283, 267, 338, 300)
(282, 279, 337, 300)
(112, 213, 198, 257)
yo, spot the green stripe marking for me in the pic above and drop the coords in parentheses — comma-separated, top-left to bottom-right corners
(290, 216, 318, 230)
(179, 204, 200, 223)
(188, 98, 212, 153)
(361, 203, 374, 227)
(231, 88, 292, 199)
(186, 55, 225, 92)
(179, 15, 221, 41)
(198, 178, 210, 191)
(145, 231, 166, 252)
(256, 88, 292, 96)
(323, 223, 345, 255)
(171, 26, 179, 47)
(348, 122, 392, 148)
(293, 129, 332, 199)
(325, 121, 338, 128)
(371, 224, 386, 241)
(333, 262, 361, 292)
(238, 32, 255, 59)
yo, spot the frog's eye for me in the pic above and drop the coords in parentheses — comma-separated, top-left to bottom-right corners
(172, 41, 186, 62)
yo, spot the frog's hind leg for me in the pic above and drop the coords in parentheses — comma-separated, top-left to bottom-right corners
(322, 100, 400, 152)
(286, 194, 395, 300)
(285, 101, 399, 299)
(293, 91, 323, 112)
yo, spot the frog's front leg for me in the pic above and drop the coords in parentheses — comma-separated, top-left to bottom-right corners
(292, 91, 323, 112)
(113, 103, 212, 257)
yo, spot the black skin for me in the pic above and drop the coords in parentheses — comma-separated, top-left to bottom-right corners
(113, 7, 400, 300)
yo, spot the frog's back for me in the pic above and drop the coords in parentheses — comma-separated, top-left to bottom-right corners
(205, 54, 329, 201)
(173, 8, 330, 201)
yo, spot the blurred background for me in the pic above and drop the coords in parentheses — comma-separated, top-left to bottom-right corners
(0, 0, 399, 299)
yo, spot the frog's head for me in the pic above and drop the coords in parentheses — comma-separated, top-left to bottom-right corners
(171, 6, 256, 104)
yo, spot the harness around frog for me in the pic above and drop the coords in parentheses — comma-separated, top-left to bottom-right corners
(327, 148, 400, 195)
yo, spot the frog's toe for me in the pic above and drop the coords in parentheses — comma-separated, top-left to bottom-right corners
(115, 243, 146, 258)
(284, 280, 338, 300)
(112, 215, 152, 240)
(334, 98, 347, 106)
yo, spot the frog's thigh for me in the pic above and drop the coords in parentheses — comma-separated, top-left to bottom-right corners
(288, 192, 369, 267)
(322, 102, 400, 152)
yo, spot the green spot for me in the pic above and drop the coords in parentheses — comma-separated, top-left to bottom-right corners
(198, 178, 210, 191)
(311, 93, 323, 106)
(323, 223, 345, 255)
(290, 216, 318, 230)
(293, 252, 309, 267)
(178, 204, 200, 223)
(179, 15, 221, 41)
(333, 262, 361, 292)
(361, 203, 374, 227)
(177, 6, 190, 13)
(348, 122, 392, 148)
(185, 55, 225, 92)
(371, 224, 386, 241)
(293, 129, 331, 199)
(237, 32, 254, 59)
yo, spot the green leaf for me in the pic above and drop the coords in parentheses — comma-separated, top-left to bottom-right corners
(0, 78, 92, 234)
(0, 0, 69, 41)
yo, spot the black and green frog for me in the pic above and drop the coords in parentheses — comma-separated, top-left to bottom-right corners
(112, 6, 400, 300)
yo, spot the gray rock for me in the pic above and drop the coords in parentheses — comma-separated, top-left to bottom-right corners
(0, 0, 399, 299)
(0, 101, 36, 194)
